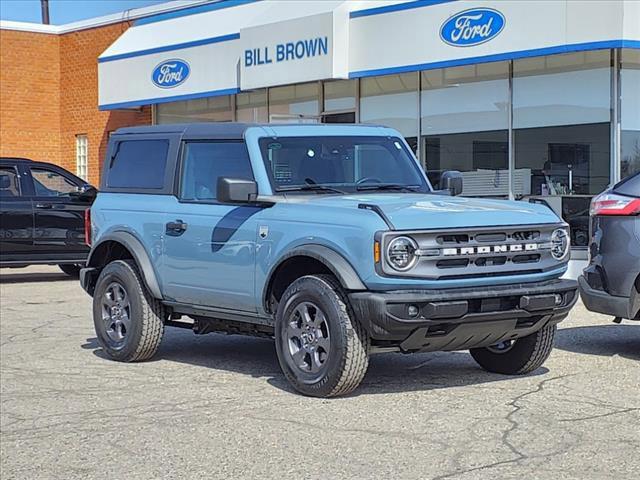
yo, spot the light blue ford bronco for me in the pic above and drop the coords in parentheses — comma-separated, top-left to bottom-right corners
(81, 123, 578, 397)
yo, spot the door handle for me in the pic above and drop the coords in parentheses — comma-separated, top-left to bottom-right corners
(166, 220, 188, 236)
(35, 203, 53, 209)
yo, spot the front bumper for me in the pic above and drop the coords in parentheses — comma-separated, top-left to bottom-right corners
(348, 278, 578, 353)
(578, 275, 638, 320)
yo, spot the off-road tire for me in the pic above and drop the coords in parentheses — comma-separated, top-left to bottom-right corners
(275, 274, 370, 397)
(470, 324, 557, 374)
(59, 263, 81, 277)
(92, 259, 165, 362)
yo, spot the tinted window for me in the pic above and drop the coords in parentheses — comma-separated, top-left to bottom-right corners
(614, 172, 640, 197)
(107, 140, 169, 189)
(0, 167, 21, 197)
(31, 168, 77, 197)
(180, 142, 253, 201)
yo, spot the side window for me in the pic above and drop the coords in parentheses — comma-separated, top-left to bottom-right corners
(31, 168, 77, 197)
(180, 142, 254, 201)
(0, 167, 21, 198)
(107, 140, 169, 189)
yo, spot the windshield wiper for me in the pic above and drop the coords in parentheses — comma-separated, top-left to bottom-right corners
(356, 184, 421, 192)
(276, 185, 347, 194)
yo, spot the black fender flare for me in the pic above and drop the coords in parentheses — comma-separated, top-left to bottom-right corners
(87, 231, 163, 299)
(263, 244, 367, 308)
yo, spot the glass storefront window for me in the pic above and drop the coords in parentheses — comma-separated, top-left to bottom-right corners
(268, 83, 320, 122)
(621, 49, 640, 179)
(360, 73, 419, 151)
(513, 51, 611, 247)
(156, 95, 233, 124)
(324, 80, 356, 112)
(421, 62, 509, 195)
(147, 48, 628, 251)
(236, 90, 267, 123)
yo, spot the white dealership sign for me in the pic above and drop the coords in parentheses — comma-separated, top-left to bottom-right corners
(349, 0, 637, 77)
(96, 0, 639, 110)
(239, 9, 349, 91)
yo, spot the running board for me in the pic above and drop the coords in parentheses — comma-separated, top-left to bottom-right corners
(163, 301, 273, 327)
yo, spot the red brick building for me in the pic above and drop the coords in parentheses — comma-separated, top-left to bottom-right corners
(0, 3, 199, 185)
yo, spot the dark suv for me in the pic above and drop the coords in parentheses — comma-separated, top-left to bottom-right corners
(0, 157, 96, 276)
(579, 173, 640, 321)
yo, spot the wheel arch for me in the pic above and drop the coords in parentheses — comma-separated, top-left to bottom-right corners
(87, 231, 163, 299)
(263, 244, 366, 313)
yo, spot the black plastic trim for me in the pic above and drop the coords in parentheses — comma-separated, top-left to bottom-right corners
(164, 301, 272, 326)
(579, 275, 638, 320)
(86, 231, 163, 299)
(358, 203, 395, 230)
(262, 244, 367, 311)
(349, 278, 578, 343)
(79, 267, 98, 296)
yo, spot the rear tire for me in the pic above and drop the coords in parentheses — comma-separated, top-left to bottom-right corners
(92, 259, 165, 362)
(59, 264, 82, 277)
(275, 274, 370, 397)
(470, 324, 556, 375)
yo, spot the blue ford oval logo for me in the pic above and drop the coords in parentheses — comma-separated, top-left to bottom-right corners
(440, 8, 505, 47)
(152, 59, 190, 88)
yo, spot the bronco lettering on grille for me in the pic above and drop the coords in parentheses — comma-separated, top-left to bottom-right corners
(442, 243, 538, 256)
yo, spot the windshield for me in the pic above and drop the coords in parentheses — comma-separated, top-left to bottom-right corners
(259, 136, 431, 194)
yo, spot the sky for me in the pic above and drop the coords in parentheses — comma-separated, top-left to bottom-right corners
(0, 0, 170, 24)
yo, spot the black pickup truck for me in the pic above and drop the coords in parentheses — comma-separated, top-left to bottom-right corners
(0, 157, 96, 276)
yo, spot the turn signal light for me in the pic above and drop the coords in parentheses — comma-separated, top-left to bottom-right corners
(374, 241, 381, 263)
(84, 208, 92, 246)
(590, 193, 640, 216)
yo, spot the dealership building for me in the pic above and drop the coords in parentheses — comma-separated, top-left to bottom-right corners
(1, 0, 639, 251)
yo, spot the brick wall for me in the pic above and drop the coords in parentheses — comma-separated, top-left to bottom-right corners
(0, 22, 152, 186)
(0, 29, 61, 164)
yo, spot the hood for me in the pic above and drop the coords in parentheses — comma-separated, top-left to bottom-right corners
(283, 193, 561, 230)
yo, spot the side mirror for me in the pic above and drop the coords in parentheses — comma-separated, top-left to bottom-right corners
(217, 177, 258, 204)
(70, 184, 98, 202)
(437, 170, 463, 196)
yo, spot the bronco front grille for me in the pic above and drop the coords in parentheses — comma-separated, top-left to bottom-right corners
(379, 224, 563, 280)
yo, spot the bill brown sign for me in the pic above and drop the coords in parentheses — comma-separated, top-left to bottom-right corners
(240, 10, 349, 91)
(244, 37, 329, 66)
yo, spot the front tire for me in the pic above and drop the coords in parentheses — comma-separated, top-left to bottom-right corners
(470, 324, 557, 375)
(92, 259, 165, 362)
(275, 274, 370, 398)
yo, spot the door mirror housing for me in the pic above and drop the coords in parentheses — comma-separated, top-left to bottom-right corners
(70, 184, 98, 202)
(435, 171, 463, 196)
(217, 177, 258, 204)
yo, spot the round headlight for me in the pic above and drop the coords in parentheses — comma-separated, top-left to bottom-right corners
(551, 228, 570, 260)
(387, 236, 418, 271)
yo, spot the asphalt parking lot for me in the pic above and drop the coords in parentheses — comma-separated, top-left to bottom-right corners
(1, 266, 638, 479)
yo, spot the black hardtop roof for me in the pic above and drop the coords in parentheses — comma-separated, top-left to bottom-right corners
(114, 123, 253, 138)
(113, 122, 385, 139)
